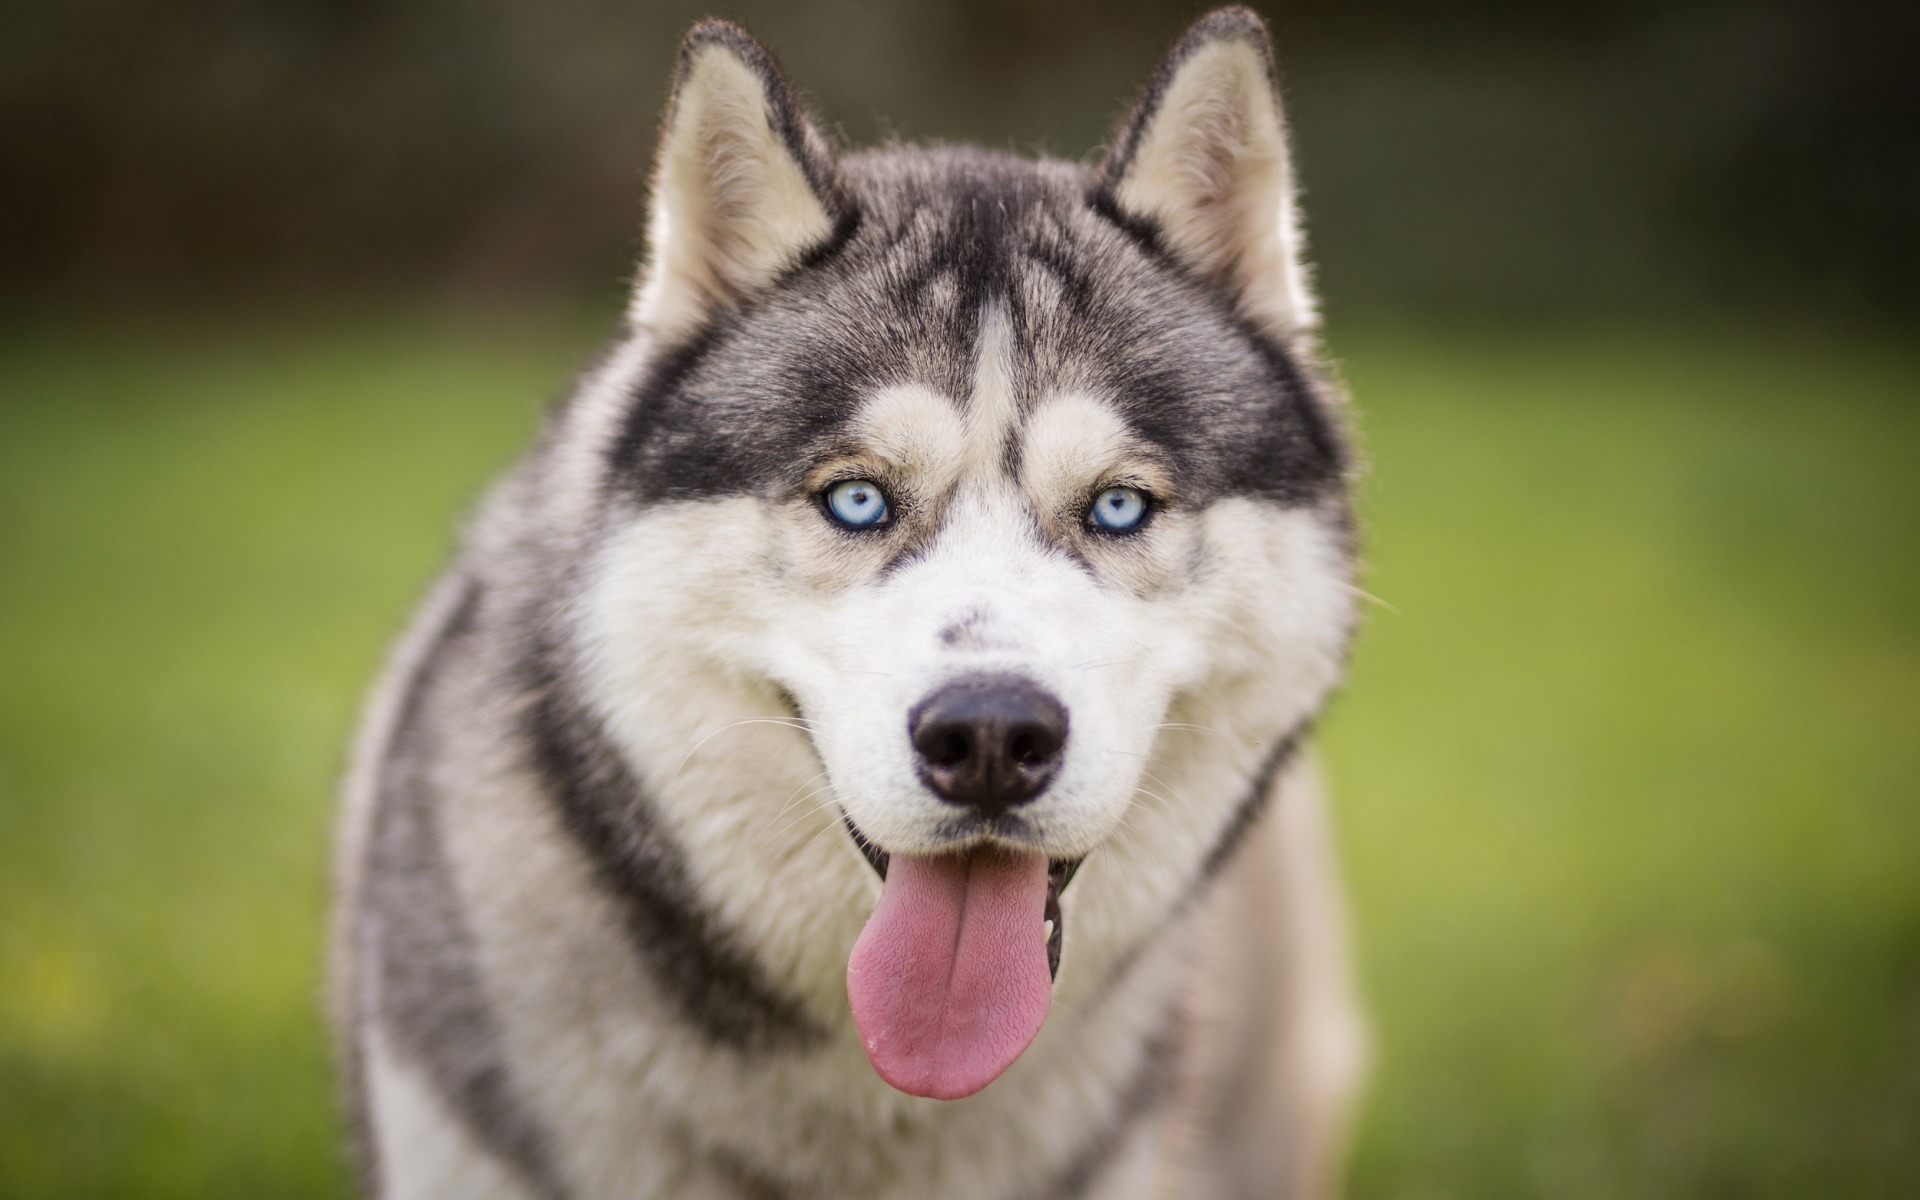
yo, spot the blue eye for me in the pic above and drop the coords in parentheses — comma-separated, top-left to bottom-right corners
(825, 479, 890, 529)
(1089, 486, 1148, 532)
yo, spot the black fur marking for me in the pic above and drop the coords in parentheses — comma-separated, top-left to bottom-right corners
(1021, 1014, 1184, 1200)
(1089, 293, 1342, 509)
(605, 285, 887, 505)
(524, 684, 828, 1052)
(1085, 188, 1173, 267)
(1238, 325, 1346, 489)
(361, 578, 565, 1198)
(1205, 323, 1347, 504)
(1200, 724, 1309, 881)
(605, 318, 725, 490)
(1091, 724, 1309, 1007)
(794, 205, 864, 273)
(1022, 231, 1101, 317)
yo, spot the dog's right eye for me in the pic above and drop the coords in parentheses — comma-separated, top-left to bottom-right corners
(824, 479, 890, 529)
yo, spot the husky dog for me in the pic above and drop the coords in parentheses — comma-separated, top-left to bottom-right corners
(334, 8, 1367, 1198)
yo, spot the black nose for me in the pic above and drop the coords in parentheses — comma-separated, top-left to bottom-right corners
(909, 675, 1069, 819)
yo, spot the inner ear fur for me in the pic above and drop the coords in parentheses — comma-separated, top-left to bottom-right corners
(1096, 7, 1317, 337)
(631, 20, 852, 340)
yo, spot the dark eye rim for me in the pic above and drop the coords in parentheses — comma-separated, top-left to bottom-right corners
(1084, 484, 1154, 536)
(819, 477, 896, 531)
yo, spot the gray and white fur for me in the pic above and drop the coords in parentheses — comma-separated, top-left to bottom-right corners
(334, 8, 1368, 1197)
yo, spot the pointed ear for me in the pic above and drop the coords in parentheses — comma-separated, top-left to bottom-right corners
(631, 21, 851, 339)
(1096, 8, 1316, 336)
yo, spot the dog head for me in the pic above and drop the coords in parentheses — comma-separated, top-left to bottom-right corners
(570, 8, 1355, 1100)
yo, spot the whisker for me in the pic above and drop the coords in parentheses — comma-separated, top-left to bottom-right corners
(758, 786, 840, 847)
(671, 718, 814, 781)
(797, 807, 856, 858)
(1151, 722, 1243, 745)
(1345, 582, 1401, 615)
(766, 798, 851, 862)
(1131, 787, 1175, 810)
(1104, 820, 1151, 873)
(770, 770, 831, 824)
(1137, 768, 1194, 810)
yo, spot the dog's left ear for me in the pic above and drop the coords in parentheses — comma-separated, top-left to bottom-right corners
(632, 20, 851, 340)
(1097, 7, 1316, 336)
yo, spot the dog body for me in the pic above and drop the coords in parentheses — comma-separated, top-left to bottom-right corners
(335, 10, 1366, 1198)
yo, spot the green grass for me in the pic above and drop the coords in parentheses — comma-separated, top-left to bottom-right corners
(0, 315, 1914, 1197)
(1326, 329, 1920, 1197)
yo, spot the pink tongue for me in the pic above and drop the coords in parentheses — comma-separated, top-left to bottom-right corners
(846, 848, 1052, 1100)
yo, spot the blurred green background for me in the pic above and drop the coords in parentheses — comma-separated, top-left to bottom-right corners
(1, 1, 1916, 1197)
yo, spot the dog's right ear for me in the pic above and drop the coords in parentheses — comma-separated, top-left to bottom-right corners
(631, 21, 851, 341)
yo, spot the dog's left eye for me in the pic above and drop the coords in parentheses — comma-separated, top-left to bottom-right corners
(1088, 486, 1149, 532)
(824, 479, 890, 529)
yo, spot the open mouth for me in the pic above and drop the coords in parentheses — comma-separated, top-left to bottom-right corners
(842, 813, 1085, 1100)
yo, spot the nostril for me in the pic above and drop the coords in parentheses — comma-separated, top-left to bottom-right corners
(920, 727, 972, 767)
(1008, 730, 1037, 763)
(1006, 726, 1058, 765)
